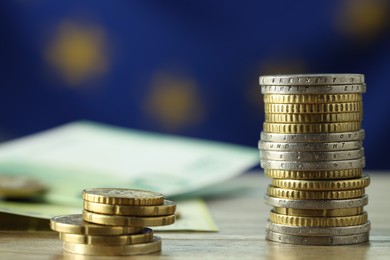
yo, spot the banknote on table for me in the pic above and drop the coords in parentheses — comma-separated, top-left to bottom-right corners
(0, 121, 256, 231)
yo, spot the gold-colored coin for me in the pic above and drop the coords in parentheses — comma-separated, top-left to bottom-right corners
(264, 168, 362, 179)
(82, 210, 176, 227)
(63, 236, 162, 256)
(263, 94, 362, 104)
(0, 175, 47, 198)
(59, 227, 153, 245)
(273, 207, 364, 217)
(50, 214, 143, 235)
(263, 122, 361, 133)
(84, 199, 176, 216)
(265, 112, 362, 123)
(82, 188, 164, 206)
(271, 175, 370, 191)
(269, 211, 368, 227)
(267, 186, 365, 200)
(264, 102, 362, 113)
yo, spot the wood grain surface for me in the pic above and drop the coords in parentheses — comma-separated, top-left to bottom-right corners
(0, 172, 389, 259)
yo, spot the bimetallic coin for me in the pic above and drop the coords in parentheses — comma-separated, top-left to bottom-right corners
(263, 93, 362, 104)
(269, 211, 368, 227)
(263, 122, 361, 134)
(0, 175, 47, 198)
(63, 236, 162, 256)
(261, 158, 365, 171)
(264, 168, 363, 180)
(265, 112, 362, 123)
(265, 230, 369, 245)
(260, 149, 364, 162)
(258, 140, 362, 151)
(264, 195, 369, 209)
(59, 228, 153, 245)
(261, 84, 366, 94)
(259, 74, 364, 86)
(82, 210, 176, 227)
(271, 175, 370, 190)
(50, 214, 143, 235)
(264, 102, 362, 113)
(273, 207, 364, 217)
(82, 188, 164, 206)
(266, 221, 371, 236)
(260, 130, 365, 143)
(84, 200, 176, 216)
(266, 186, 365, 200)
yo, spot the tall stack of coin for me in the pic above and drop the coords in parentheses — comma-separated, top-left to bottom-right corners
(259, 74, 370, 245)
(50, 188, 176, 256)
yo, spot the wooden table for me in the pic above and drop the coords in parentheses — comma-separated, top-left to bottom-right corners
(0, 172, 389, 259)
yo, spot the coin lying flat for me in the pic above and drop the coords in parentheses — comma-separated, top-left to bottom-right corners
(263, 93, 362, 104)
(0, 175, 47, 198)
(259, 140, 362, 151)
(269, 211, 368, 227)
(261, 158, 365, 171)
(263, 122, 361, 134)
(264, 102, 362, 114)
(267, 186, 365, 200)
(63, 236, 162, 256)
(266, 221, 371, 236)
(260, 130, 365, 143)
(84, 200, 176, 216)
(273, 207, 364, 217)
(259, 74, 365, 86)
(59, 227, 153, 245)
(264, 168, 363, 180)
(50, 214, 143, 235)
(265, 112, 362, 123)
(266, 230, 369, 245)
(260, 149, 364, 162)
(82, 188, 164, 206)
(82, 210, 176, 226)
(264, 195, 369, 209)
(271, 175, 370, 191)
(261, 84, 366, 94)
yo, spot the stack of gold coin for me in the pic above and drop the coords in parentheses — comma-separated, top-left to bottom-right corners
(50, 188, 176, 256)
(259, 74, 370, 245)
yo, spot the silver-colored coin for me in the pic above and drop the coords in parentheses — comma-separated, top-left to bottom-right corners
(260, 130, 365, 143)
(264, 195, 369, 209)
(265, 230, 369, 245)
(258, 140, 362, 151)
(259, 74, 365, 86)
(259, 149, 364, 161)
(261, 84, 366, 94)
(260, 157, 365, 171)
(266, 221, 371, 236)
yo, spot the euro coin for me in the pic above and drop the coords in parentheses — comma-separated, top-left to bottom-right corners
(260, 130, 365, 143)
(63, 236, 162, 256)
(82, 210, 176, 227)
(264, 168, 363, 180)
(273, 207, 364, 217)
(264, 195, 369, 209)
(263, 93, 362, 104)
(266, 221, 371, 236)
(259, 74, 364, 86)
(59, 227, 153, 245)
(263, 122, 361, 134)
(82, 188, 164, 206)
(269, 211, 368, 227)
(50, 214, 143, 235)
(266, 186, 365, 200)
(260, 149, 364, 161)
(271, 175, 370, 190)
(266, 230, 369, 245)
(84, 199, 176, 216)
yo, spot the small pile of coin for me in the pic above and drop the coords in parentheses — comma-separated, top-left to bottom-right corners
(259, 74, 370, 245)
(50, 188, 176, 256)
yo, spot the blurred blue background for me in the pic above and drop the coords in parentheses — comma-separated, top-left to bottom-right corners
(0, 0, 389, 169)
